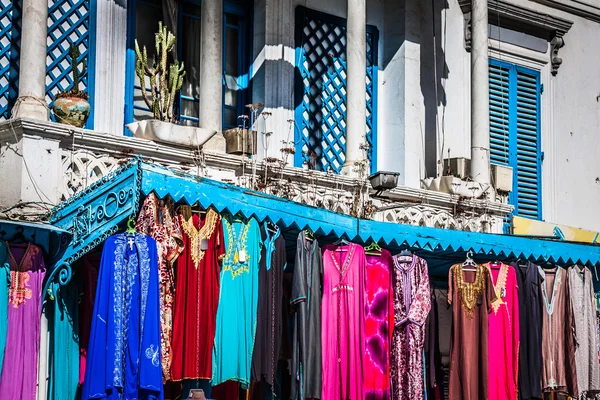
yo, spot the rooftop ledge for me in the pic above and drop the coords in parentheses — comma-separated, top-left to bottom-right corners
(0, 118, 513, 217)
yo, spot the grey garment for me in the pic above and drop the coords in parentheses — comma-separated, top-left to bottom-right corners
(568, 266, 600, 397)
(290, 231, 323, 399)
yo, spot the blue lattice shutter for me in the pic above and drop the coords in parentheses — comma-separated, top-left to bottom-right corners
(46, 0, 95, 127)
(295, 7, 378, 173)
(489, 59, 541, 220)
(0, 0, 21, 120)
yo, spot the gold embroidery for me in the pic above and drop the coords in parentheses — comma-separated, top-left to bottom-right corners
(488, 263, 508, 315)
(181, 209, 220, 269)
(222, 218, 251, 278)
(453, 264, 486, 319)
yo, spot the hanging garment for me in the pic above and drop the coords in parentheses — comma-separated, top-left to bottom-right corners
(424, 290, 444, 400)
(448, 263, 496, 400)
(0, 242, 46, 400)
(81, 233, 163, 400)
(538, 266, 578, 398)
(136, 192, 184, 380)
(171, 208, 225, 381)
(290, 231, 323, 400)
(48, 277, 80, 400)
(252, 222, 286, 388)
(78, 254, 100, 391)
(0, 241, 9, 373)
(512, 261, 543, 400)
(364, 249, 393, 400)
(212, 216, 261, 388)
(486, 263, 519, 400)
(568, 266, 600, 397)
(390, 254, 432, 400)
(321, 242, 366, 400)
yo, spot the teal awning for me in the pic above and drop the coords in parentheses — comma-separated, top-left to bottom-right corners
(141, 163, 600, 275)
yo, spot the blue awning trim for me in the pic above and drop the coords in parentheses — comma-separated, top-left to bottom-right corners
(142, 162, 600, 267)
(0, 220, 72, 262)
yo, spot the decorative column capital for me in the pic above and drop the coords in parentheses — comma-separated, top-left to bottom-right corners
(550, 36, 565, 76)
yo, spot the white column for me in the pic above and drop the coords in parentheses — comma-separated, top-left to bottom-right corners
(13, 0, 49, 121)
(200, 0, 226, 152)
(470, 0, 490, 184)
(342, 0, 367, 177)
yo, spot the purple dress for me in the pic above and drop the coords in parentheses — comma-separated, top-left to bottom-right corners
(0, 242, 46, 400)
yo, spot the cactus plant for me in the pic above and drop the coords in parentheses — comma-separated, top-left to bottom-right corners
(135, 22, 186, 123)
(56, 43, 89, 99)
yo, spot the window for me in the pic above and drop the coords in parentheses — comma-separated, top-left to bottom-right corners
(124, 0, 251, 130)
(294, 6, 378, 174)
(489, 58, 542, 220)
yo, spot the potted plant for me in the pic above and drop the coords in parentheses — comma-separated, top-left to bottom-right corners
(126, 22, 217, 148)
(52, 43, 90, 128)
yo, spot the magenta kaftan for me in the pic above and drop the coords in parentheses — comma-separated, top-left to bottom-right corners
(487, 262, 519, 400)
(0, 243, 46, 400)
(322, 243, 366, 400)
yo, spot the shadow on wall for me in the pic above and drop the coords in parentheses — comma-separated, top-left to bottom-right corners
(382, 0, 449, 180)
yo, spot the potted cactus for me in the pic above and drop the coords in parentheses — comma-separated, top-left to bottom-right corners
(52, 43, 90, 128)
(126, 22, 217, 148)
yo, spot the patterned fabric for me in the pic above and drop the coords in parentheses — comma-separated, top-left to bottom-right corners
(0, 243, 46, 400)
(136, 193, 184, 380)
(321, 243, 366, 400)
(487, 263, 519, 400)
(568, 266, 600, 398)
(390, 255, 431, 400)
(81, 233, 163, 400)
(364, 249, 393, 400)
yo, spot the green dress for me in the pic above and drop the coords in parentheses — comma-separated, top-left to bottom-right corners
(212, 216, 261, 388)
(0, 241, 9, 371)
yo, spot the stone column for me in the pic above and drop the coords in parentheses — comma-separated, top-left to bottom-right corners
(470, 0, 490, 184)
(13, 0, 49, 121)
(200, 0, 226, 152)
(342, 0, 367, 177)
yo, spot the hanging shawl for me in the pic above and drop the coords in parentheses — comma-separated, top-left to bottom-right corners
(81, 233, 163, 400)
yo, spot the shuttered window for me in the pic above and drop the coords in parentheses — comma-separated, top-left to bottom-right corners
(489, 59, 542, 220)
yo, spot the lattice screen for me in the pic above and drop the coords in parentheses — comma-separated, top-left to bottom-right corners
(46, 0, 92, 108)
(0, 0, 21, 120)
(296, 9, 377, 173)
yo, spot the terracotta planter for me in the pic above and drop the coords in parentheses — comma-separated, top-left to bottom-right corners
(52, 96, 90, 128)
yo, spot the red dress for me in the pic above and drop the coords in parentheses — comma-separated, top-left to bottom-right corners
(171, 209, 225, 381)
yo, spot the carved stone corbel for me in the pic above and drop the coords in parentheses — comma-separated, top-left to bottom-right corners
(550, 36, 565, 76)
(464, 12, 472, 52)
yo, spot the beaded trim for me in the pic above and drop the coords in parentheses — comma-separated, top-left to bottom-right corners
(453, 264, 487, 319)
(181, 209, 220, 269)
(222, 218, 251, 278)
(488, 263, 508, 315)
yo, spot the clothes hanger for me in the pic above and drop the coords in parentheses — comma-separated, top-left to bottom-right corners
(10, 226, 27, 244)
(266, 220, 279, 234)
(333, 233, 350, 248)
(364, 241, 382, 256)
(462, 250, 477, 272)
(303, 228, 314, 242)
(191, 201, 206, 214)
(125, 218, 137, 235)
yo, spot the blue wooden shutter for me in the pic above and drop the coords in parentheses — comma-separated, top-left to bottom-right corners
(489, 59, 542, 220)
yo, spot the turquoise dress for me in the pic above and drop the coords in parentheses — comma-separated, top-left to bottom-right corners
(0, 242, 8, 372)
(212, 216, 261, 388)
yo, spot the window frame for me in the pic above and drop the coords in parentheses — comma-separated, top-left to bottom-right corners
(489, 57, 543, 220)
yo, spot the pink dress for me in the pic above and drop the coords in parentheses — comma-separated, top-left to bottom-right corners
(487, 263, 519, 400)
(364, 250, 394, 400)
(322, 243, 366, 400)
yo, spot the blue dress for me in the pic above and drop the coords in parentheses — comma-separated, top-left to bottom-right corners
(0, 241, 8, 372)
(212, 216, 261, 388)
(81, 233, 163, 400)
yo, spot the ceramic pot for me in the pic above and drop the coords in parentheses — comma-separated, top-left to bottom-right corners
(52, 96, 90, 128)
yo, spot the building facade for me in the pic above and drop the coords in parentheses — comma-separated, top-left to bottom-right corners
(1, 0, 599, 234)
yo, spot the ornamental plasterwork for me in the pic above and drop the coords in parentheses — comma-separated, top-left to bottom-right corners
(61, 149, 120, 201)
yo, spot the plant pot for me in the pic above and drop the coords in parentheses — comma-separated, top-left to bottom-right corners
(223, 128, 257, 156)
(52, 96, 90, 128)
(126, 120, 217, 148)
(368, 171, 400, 191)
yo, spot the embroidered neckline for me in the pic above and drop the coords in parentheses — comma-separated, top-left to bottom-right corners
(538, 266, 561, 316)
(453, 264, 487, 319)
(487, 262, 508, 314)
(8, 243, 32, 308)
(329, 243, 355, 279)
(222, 217, 251, 278)
(181, 209, 219, 269)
